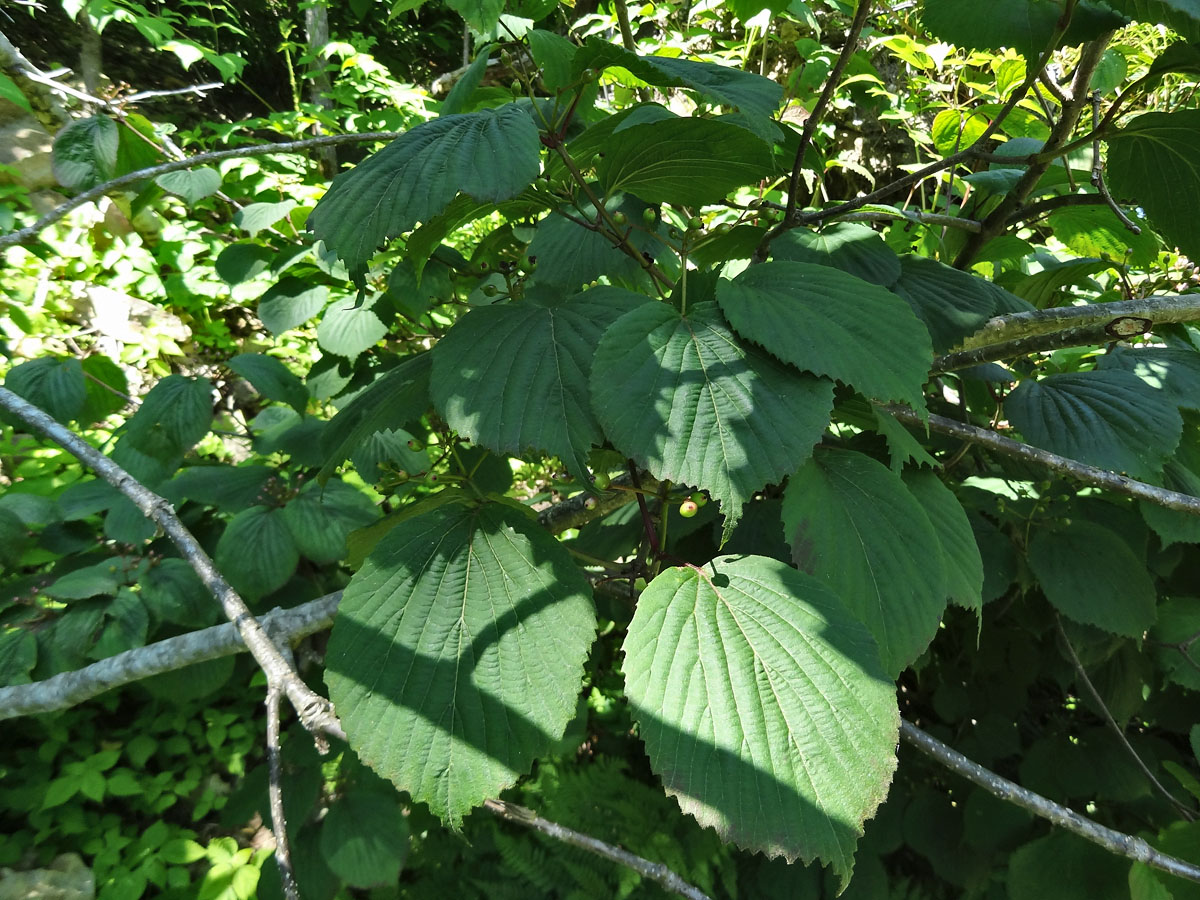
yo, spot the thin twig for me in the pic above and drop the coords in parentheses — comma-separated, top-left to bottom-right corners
(885, 404, 1200, 516)
(931, 321, 1139, 372)
(266, 685, 301, 900)
(1089, 90, 1141, 233)
(901, 720, 1200, 882)
(0, 387, 344, 739)
(1004, 192, 1107, 227)
(484, 799, 713, 900)
(1055, 619, 1197, 821)
(0, 131, 402, 251)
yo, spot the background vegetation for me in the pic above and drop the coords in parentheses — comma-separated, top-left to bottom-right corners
(5, 0, 1200, 898)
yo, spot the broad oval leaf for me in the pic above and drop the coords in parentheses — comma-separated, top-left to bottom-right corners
(572, 38, 783, 121)
(782, 449, 948, 675)
(3, 357, 87, 423)
(319, 353, 432, 481)
(1099, 344, 1200, 411)
(214, 506, 300, 601)
(122, 374, 213, 453)
(717, 260, 932, 411)
(257, 278, 329, 335)
(324, 495, 596, 827)
(597, 117, 775, 207)
(1107, 110, 1200, 263)
(228, 353, 308, 414)
(772, 223, 901, 287)
(318, 294, 391, 360)
(308, 107, 541, 285)
(1027, 520, 1156, 637)
(281, 480, 380, 564)
(1005, 370, 1182, 480)
(155, 166, 222, 204)
(921, 0, 1127, 58)
(431, 287, 648, 478)
(1046, 204, 1160, 267)
(622, 555, 898, 886)
(318, 789, 408, 888)
(591, 300, 833, 540)
(903, 470, 984, 613)
(890, 255, 1028, 353)
(52, 115, 119, 190)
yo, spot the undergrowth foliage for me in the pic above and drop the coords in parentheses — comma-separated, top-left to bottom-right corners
(8, 0, 1200, 897)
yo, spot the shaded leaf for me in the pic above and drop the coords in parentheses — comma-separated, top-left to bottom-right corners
(324, 495, 596, 827)
(597, 117, 775, 207)
(431, 287, 648, 478)
(257, 278, 329, 335)
(214, 506, 300, 600)
(717, 260, 932, 410)
(772, 223, 902, 287)
(318, 294, 390, 360)
(281, 480, 380, 564)
(591, 301, 833, 541)
(904, 470, 984, 613)
(622, 555, 898, 885)
(319, 790, 408, 887)
(228, 353, 309, 414)
(1028, 520, 1157, 636)
(1108, 110, 1200, 262)
(782, 449, 947, 675)
(1005, 370, 1182, 479)
(3, 357, 87, 423)
(308, 107, 541, 286)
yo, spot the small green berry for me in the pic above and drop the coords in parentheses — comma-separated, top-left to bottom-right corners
(690, 491, 708, 507)
(688, 216, 704, 231)
(482, 284, 499, 296)
(593, 470, 611, 489)
(583, 495, 598, 510)
(642, 207, 658, 225)
(678, 499, 699, 518)
(714, 223, 733, 235)
(611, 211, 628, 226)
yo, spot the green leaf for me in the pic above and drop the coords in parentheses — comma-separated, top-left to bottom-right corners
(0, 628, 37, 687)
(281, 480, 379, 564)
(890, 255, 1027, 353)
(1047, 203, 1159, 267)
(597, 117, 775, 207)
(155, 167, 222, 204)
(139, 558, 219, 629)
(931, 108, 991, 157)
(52, 115, 119, 190)
(1008, 831, 1131, 900)
(1139, 421, 1200, 547)
(319, 789, 408, 887)
(591, 301, 833, 541)
(257, 278, 329, 335)
(1005, 370, 1183, 480)
(123, 374, 213, 454)
(622, 555, 898, 885)
(3, 357, 87, 423)
(441, 44, 494, 116)
(0, 72, 33, 114)
(431, 287, 648, 478)
(573, 39, 783, 121)
(1099, 344, 1200, 411)
(771, 223, 902, 287)
(320, 353, 432, 479)
(903, 470, 984, 613)
(526, 201, 654, 290)
(234, 200, 298, 238)
(91, 589, 149, 660)
(922, 0, 1128, 58)
(308, 107, 541, 286)
(80, 355, 129, 424)
(1027, 520, 1157, 636)
(445, 0, 503, 32)
(163, 464, 278, 513)
(214, 506, 300, 600)
(317, 294, 390, 360)
(228, 353, 308, 414)
(782, 449, 947, 676)
(324, 495, 596, 827)
(0, 508, 29, 571)
(717, 260, 932, 410)
(46, 561, 123, 600)
(1108, 110, 1200, 262)
(215, 241, 273, 285)
(1107, 0, 1200, 41)
(527, 30, 576, 92)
